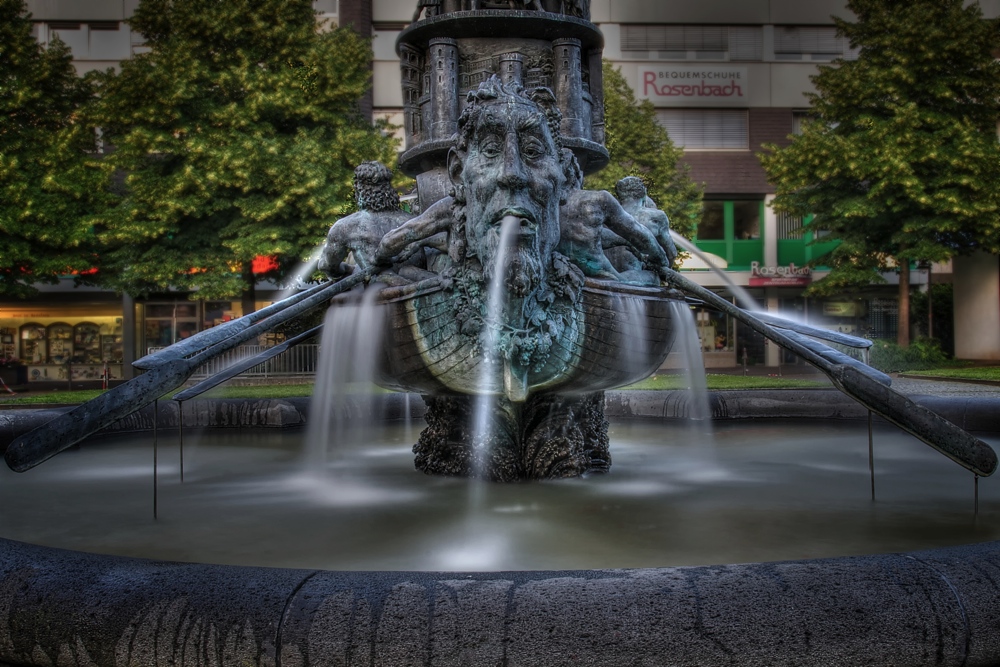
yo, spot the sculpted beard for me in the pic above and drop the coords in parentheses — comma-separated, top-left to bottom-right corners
(482, 230, 545, 298)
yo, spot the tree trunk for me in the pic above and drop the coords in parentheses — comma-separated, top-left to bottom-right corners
(241, 264, 256, 317)
(897, 260, 910, 347)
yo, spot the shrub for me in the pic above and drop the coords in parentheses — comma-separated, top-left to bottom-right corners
(868, 337, 950, 372)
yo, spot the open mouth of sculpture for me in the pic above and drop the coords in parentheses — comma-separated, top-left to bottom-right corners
(491, 208, 537, 237)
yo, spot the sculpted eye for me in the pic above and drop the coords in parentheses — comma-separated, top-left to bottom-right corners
(522, 137, 546, 160)
(479, 135, 502, 158)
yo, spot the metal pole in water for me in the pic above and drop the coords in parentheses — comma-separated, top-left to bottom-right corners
(153, 399, 158, 520)
(868, 410, 875, 501)
(975, 474, 979, 517)
(178, 400, 184, 483)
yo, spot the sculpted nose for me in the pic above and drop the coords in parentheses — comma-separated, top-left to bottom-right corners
(498, 133, 528, 190)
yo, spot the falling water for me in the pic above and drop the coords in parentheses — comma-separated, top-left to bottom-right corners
(668, 301, 712, 422)
(616, 295, 650, 380)
(305, 285, 385, 474)
(276, 246, 323, 301)
(470, 217, 520, 474)
(670, 231, 758, 311)
(436, 217, 521, 570)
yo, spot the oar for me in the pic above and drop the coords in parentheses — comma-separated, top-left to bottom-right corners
(4, 271, 369, 473)
(663, 267, 997, 477)
(133, 277, 342, 370)
(752, 311, 872, 350)
(172, 325, 322, 402)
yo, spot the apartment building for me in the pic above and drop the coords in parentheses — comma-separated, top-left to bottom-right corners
(5, 0, 997, 384)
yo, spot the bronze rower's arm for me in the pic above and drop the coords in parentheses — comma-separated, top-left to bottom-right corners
(375, 197, 455, 266)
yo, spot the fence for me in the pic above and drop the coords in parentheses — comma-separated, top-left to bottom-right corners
(146, 344, 320, 379)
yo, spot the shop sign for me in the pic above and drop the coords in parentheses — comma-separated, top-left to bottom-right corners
(638, 65, 748, 107)
(749, 261, 811, 287)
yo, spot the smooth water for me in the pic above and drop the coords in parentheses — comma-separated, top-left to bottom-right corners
(306, 288, 385, 469)
(668, 301, 711, 421)
(1, 420, 996, 571)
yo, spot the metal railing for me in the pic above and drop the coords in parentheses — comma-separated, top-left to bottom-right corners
(146, 344, 319, 379)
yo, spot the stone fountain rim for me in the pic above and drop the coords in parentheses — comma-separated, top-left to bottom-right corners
(1, 391, 999, 665)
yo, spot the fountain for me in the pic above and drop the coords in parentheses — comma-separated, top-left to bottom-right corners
(1, 3, 1000, 665)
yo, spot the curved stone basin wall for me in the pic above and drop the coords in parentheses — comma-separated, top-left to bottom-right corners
(2, 537, 1000, 666)
(1, 391, 997, 666)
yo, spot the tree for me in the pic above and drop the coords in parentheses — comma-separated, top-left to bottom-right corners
(88, 0, 399, 312)
(585, 61, 702, 238)
(0, 0, 107, 298)
(760, 0, 1000, 346)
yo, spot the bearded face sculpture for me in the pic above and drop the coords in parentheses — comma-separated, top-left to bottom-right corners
(448, 80, 567, 298)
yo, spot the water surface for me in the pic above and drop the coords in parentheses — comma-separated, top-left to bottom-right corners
(0, 419, 995, 571)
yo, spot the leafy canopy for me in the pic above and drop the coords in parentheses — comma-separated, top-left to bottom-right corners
(760, 0, 1000, 295)
(0, 0, 107, 297)
(585, 61, 702, 238)
(89, 0, 399, 300)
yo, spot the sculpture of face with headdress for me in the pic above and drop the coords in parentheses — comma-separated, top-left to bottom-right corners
(449, 77, 568, 297)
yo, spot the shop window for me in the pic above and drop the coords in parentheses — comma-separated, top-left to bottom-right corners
(19, 324, 47, 365)
(204, 301, 239, 328)
(733, 201, 760, 240)
(0, 327, 15, 359)
(72, 323, 102, 365)
(46, 323, 73, 365)
(697, 201, 725, 240)
(143, 302, 199, 349)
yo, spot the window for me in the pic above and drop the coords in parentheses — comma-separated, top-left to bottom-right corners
(733, 200, 760, 239)
(143, 303, 199, 349)
(698, 201, 725, 240)
(776, 211, 806, 240)
(657, 109, 748, 149)
(774, 26, 859, 61)
(694, 200, 765, 268)
(621, 25, 762, 62)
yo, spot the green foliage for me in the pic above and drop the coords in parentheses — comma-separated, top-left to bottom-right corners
(868, 337, 951, 372)
(585, 61, 702, 238)
(88, 0, 399, 300)
(907, 366, 1000, 382)
(910, 282, 953, 354)
(760, 0, 1000, 294)
(622, 373, 827, 391)
(0, 0, 108, 297)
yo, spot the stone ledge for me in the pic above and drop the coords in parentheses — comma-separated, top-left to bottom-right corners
(1, 536, 999, 666)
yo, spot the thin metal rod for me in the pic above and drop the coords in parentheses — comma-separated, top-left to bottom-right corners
(868, 410, 875, 502)
(153, 399, 158, 520)
(178, 400, 184, 483)
(975, 474, 979, 517)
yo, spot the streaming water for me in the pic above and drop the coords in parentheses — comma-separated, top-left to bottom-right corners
(668, 301, 711, 422)
(671, 231, 758, 311)
(1, 421, 995, 571)
(276, 246, 323, 300)
(305, 286, 385, 474)
(444, 217, 522, 567)
(471, 217, 520, 472)
(615, 294, 649, 379)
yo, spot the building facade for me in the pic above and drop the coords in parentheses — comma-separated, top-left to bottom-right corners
(4, 0, 998, 385)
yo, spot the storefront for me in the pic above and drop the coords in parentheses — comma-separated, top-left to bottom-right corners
(0, 295, 125, 384)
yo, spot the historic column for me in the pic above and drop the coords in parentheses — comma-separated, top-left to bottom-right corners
(499, 52, 524, 88)
(552, 38, 584, 139)
(399, 43, 424, 149)
(428, 38, 459, 141)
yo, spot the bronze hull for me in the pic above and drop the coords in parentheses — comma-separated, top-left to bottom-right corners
(371, 278, 681, 397)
